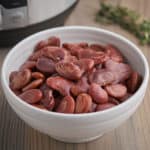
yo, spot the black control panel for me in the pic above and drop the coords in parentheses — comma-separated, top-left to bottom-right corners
(0, 0, 27, 9)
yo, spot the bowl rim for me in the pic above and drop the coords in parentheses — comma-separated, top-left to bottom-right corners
(1, 26, 149, 118)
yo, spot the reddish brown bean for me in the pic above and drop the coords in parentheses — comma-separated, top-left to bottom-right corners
(78, 48, 109, 65)
(88, 83, 108, 104)
(36, 57, 55, 74)
(55, 61, 84, 80)
(105, 59, 132, 83)
(32, 103, 47, 110)
(19, 89, 43, 104)
(46, 76, 73, 96)
(41, 89, 55, 110)
(119, 93, 132, 102)
(9, 71, 18, 82)
(89, 69, 115, 86)
(48, 36, 60, 47)
(96, 103, 116, 111)
(22, 79, 43, 92)
(71, 76, 89, 96)
(105, 44, 124, 62)
(75, 93, 92, 113)
(63, 43, 85, 56)
(19, 61, 36, 71)
(109, 97, 120, 105)
(40, 83, 50, 92)
(29, 50, 44, 61)
(9, 69, 31, 90)
(43, 46, 67, 62)
(12, 90, 22, 96)
(54, 97, 62, 109)
(105, 84, 127, 99)
(90, 43, 105, 51)
(56, 96, 75, 113)
(64, 54, 77, 62)
(77, 42, 88, 48)
(75, 58, 94, 71)
(127, 71, 141, 93)
(89, 103, 97, 112)
(31, 72, 45, 79)
(34, 40, 48, 51)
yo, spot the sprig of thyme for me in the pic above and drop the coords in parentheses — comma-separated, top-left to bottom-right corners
(96, 3, 150, 45)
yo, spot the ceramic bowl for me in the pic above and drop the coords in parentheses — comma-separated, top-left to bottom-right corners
(1, 26, 149, 143)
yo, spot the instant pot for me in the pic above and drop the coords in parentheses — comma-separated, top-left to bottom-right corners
(0, 0, 78, 46)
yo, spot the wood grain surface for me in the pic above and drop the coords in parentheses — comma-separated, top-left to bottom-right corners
(0, 0, 150, 149)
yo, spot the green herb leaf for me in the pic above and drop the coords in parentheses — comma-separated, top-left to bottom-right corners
(96, 2, 150, 45)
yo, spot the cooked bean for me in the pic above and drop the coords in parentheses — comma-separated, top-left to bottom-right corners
(55, 61, 83, 80)
(19, 89, 42, 104)
(71, 76, 89, 96)
(63, 43, 84, 56)
(127, 71, 141, 93)
(19, 61, 36, 71)
(105, 59, 132, 83)
(9, 69, 31, 90)
(96, 103, 116, 111)
(90, 43, 105, 51)
(43, 46, 67, 62)
(75, 93, 92, 113)
(46, 76, 73, 96)
(34, 40, 48, 51)
(105, 84, 127, 99)
(22, 79, 43, 92)
(89, 69, 115, 86)
(48, 36, 60, 47)
(89, 103, 97, 112)
(31, 72, 45, 79)
(109, 97, 120, 105)
(75, 58, 94, 71)
(88, 83, 108, 104)
(56, 96, 75, 113)
(78, 48, 109, 65)
(105, 44, 124, 62)
(119, 93, 132, 102)
(32, 103, 47, 110)
(41, 89, 55, 110)
(36, 57, 55, 74)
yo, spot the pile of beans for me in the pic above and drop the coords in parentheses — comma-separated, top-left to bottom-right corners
(9, 36, 142, 114)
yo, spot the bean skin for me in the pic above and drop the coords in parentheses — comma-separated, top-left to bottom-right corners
(96, 103, 116, 111)
(19, 89, 43, 104)
(31, 72, 45, 79)
(56, 96, 75, 113)
(71, 76, 89, 96)
(48, 36, 60, 47)
(127, 71, 141, 93)
(88, 83, 108, 104)
(36, 57, 55, 74)
(41, 89, 55, 110)
(9, 69, 31, 90)
(105, 84, 127, 99)
(32, 103, 47, 110)
(75, 93, 92, 113)
(22, 79, 43, 92)
(46, 76, 73, 96)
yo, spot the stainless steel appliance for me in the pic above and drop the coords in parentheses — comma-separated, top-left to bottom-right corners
(0, 0, 77, 46)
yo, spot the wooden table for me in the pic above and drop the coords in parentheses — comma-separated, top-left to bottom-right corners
(0, 0, 150, 149)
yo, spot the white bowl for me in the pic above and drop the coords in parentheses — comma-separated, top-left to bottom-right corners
(1, 26, 149, 143)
